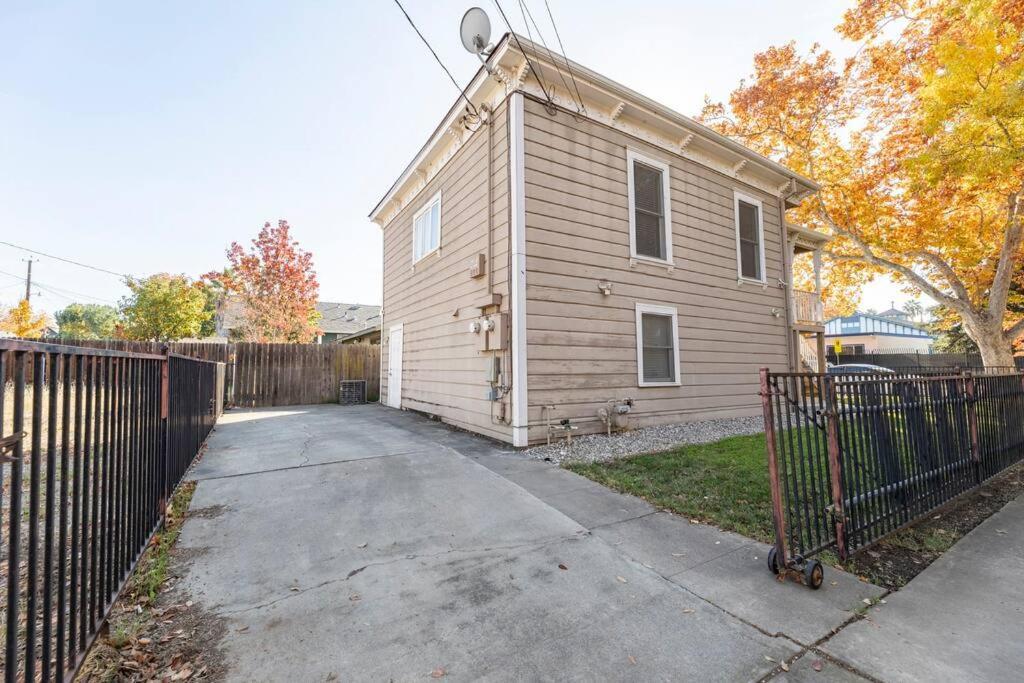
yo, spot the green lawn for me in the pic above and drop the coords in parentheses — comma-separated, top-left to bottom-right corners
(566, 433, 776, 543)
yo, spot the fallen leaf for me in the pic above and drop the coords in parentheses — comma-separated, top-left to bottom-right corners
(349, 594, 361, 602)
(616, 576, 628, 583)
(290, 587, 300, 592)
(682, 608, 695, 614)
(430, 667, 446, 678)
(185, 600, 193, 607)
(780, 661, 790, 672)
(764, 656, 776, 663)
(830, 581, 838, 586)
(558, 564, 568, 570)
(138, 637, 152, 645)
(628, 655, 637, 665)
(358, 542, 368, 548)
(995, 529, 1007, 534)
(689, 519, 700, 524)
(862, 598, 872, 605)
(812, 660, 824, 672)
(236, 625, 250, 633)
(671, 553, 685, 557)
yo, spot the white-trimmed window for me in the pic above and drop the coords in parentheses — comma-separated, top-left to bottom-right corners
(627, 150, 673, 263)
(734, 191, 766, 282)
(635, 303, 680, 386)
(412, 191, 441, 263)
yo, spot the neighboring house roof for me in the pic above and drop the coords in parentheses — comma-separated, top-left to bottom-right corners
(338, 324, 381, 343)
(370, 32, 818, 226)
(216, 297, 381, 336)
(825, 313, 934, 339)
(878, 307, 911, 320)
(315, 302, 381, 335)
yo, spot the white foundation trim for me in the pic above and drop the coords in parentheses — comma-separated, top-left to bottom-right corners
(510, 92, 529, 447)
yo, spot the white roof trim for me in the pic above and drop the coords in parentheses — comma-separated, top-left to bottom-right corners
(369, 33, 819, 226)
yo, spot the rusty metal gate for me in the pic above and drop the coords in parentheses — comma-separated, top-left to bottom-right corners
(759, 368, 1024, 588)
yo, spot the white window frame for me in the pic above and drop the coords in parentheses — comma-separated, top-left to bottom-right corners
(733, 190, 766, 284)
(626, 149, 674, 265)
(412, 190, 442, 264)
(635, 302, 681, 387)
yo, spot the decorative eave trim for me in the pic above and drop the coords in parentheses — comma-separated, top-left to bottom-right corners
(369, 33, 818, 227)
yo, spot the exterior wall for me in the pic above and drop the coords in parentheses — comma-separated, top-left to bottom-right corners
(380, 99, 513, 442)
(827, 334, 934, 354)
(520, 96, 792, 443)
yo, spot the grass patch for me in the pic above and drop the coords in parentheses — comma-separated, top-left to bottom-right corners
(567, 432, 775, 542)
(129, 481, 197, 603)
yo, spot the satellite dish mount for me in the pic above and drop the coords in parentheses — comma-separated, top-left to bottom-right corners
(460, 7, 493, 68)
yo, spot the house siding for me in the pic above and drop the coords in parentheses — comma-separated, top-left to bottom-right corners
(380, 99, 513, 442)
(521, 96, 791, 443)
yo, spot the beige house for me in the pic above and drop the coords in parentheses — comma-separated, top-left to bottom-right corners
(370, 34, 825, 446)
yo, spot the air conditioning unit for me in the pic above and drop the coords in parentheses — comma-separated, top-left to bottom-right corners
(339, 380, 367, 405)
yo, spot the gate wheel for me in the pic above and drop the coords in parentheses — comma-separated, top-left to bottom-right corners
(803, 559, 824, 589)
(767, 547, 781, 575)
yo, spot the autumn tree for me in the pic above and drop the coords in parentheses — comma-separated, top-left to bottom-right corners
(207, 220, 321, 342)
(702, 0, 1024, 366)
(118, 274, 212, 341)
(55, 303, 119, 339)
(0, 299, 51, 339)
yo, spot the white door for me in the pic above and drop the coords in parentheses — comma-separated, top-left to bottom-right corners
(387, 324, 403, 408)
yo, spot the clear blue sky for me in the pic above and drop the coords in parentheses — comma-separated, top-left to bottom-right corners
(2, 1, 910, 316)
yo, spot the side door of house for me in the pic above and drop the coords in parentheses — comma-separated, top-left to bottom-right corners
(387, 323, 403, 408)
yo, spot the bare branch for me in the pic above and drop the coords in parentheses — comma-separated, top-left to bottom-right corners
(1005, 317, 1024, 342)
(908, 250, 972, 304)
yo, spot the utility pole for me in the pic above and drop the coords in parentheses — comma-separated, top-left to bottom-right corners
(23, 257, 35, 302)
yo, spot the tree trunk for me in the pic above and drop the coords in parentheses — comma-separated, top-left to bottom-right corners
(974, 330, 1016, 369)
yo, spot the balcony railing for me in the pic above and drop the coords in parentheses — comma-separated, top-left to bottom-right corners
(792, 289, 824, 325)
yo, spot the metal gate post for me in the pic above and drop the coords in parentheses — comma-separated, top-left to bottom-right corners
(823, 376, 848, 559)
(760, 368, 789, 569)
(159, 348, 170, 527)
(965, 373, 981, 481)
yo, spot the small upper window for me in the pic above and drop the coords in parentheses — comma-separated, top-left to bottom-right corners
(627, 150, 672, 263)
(734, 191, 765, 282)
(413, 192, 441, 263)
(635, 303, 680, 386)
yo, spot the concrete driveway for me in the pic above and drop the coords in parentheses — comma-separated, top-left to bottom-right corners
(180, 404, 882, 681)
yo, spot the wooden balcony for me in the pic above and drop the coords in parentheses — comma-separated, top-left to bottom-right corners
(792, 289, 824, 330)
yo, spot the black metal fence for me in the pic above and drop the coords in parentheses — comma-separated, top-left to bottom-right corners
(1, 340, 220, 681)
(825, 348, 1024, 371)
(760, 367, 1024, 578)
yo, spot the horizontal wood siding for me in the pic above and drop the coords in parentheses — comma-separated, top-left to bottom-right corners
(381, 99, 513, 442)
(522, 96, 790, 442)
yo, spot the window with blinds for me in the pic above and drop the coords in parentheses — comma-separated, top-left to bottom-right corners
(413, 192, 441, 263)
(635, 303, 679, 385)
(627, 151, 672, 263)
(734, 193, 764, 281)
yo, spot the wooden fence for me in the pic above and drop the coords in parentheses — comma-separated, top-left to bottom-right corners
(232, 342, 380, 407)
(17, 338, 380, 407)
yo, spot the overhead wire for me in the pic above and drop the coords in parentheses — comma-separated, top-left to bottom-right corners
(0, 240, 129, 279)
(491, 0, 556, 111)
(518, 0, 582, 114)
(542, 0, 586, 114)
(392, 0, 479, 119)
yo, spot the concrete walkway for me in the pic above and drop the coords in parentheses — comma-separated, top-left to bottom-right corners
(180, 405, 883, 681)
(823, 494, 1024, 681)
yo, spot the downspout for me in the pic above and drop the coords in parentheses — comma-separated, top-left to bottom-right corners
(777, 187, 797, 373)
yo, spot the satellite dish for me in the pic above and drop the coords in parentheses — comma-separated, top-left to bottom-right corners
(460, 7, 491, 55)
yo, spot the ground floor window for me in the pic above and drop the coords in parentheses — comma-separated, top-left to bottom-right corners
(635, 303, 680, 386)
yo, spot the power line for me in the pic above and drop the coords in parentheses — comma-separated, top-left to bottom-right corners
(491, 0, 556, 109)
(517, 0, 581, 114)
(0, 240, 129, 279)
(0, 267, 119, 305)
(543, 0, 586, 114)
(392, 0, 479, 118)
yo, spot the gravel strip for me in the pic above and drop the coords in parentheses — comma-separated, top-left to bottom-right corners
(526, 416, 765, 465)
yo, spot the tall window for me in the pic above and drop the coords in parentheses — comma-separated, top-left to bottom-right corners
(413, 192, 441, 263)
(627, 150, 672, 263)
(734, 191, 765, 282)
(635, 303, 680, 386)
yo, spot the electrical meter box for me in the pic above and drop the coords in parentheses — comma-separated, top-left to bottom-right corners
(486, 313, 508, 351)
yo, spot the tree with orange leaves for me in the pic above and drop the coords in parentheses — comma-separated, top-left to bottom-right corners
(207, 220, 322, 343)
(0, 299, 51, 339)
(703, 0, 1023, 367)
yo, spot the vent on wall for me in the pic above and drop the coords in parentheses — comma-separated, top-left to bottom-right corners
(339, 380, 367, 405)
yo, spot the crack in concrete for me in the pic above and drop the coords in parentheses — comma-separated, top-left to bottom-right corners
(216, 533, 584, 617)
